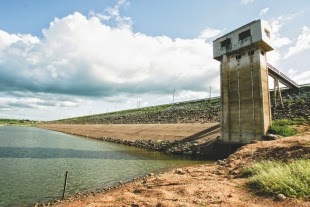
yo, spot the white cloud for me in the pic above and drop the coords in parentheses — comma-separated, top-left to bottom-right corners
(267, 15, 294, 53)
(0, 0, 225, 120)
(0, 95, 78, 109)
(0, 12, 219, 99)
(241, 0, 254, 5)
(266, 50, 280, 66)
(262, 16, 294, 66)
(88, 10, 111, 21)
(284, 26, 310, 58)
(198, 27, 222, 40)
(0, 30, 39, 50)
(90, 0, 132, 30)
(288, 70, 310, 85)
(259, 8, 269, 16)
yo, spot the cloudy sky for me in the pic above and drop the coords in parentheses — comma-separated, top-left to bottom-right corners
(0, 0, 309, 121)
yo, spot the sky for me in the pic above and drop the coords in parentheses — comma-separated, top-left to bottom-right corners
(0, 0, 309, 121)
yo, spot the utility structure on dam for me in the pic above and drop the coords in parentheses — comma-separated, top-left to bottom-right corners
(213, 20, 299, 144)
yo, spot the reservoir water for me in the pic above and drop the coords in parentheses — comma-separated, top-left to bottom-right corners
(0, 126, 208, 206)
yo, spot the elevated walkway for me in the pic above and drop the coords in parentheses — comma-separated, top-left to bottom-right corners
(267, 63, 299, 89)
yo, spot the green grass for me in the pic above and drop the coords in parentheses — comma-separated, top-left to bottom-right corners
(243, 160, 310, 198)
(269, 125, 297, 137)
(272, 118, 306, 126)
(268, 118, 306, 137)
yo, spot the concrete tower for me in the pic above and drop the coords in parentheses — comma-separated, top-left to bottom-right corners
(213, 20, 274, 144)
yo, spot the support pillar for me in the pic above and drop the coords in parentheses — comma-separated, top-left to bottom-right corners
(213, 20, 274, 144)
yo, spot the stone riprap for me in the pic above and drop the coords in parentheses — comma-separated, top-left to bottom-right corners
(53, 99, 221, 124)
(39, 123, 221, 157)
(98, 137, 202, 156)
(271, 86, 310, 120)
(52, 86, 309, 125)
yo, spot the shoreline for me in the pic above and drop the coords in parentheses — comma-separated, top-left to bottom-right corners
(38, 123, 221, 158)
(34, 169, 172, 207)
(34, 124, 310, 207)
(35, 162, 212, 207)
(34, 124, 217, 207)
(47, 130, 310, 207)
(50, 131, 310, 206)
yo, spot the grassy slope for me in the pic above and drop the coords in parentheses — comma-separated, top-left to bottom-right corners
(243, 160, 310, 198)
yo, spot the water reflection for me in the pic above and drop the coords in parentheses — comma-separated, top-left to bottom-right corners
(0, 147, 177, 160)
(0, 126, 208, 206)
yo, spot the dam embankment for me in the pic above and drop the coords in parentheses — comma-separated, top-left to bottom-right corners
(40, 86, 309, 157)
(39, 123, 221, 157)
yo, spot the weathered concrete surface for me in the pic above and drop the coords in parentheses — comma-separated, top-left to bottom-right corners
(39, 123, 221, 157)
(39, 123, 219, 142)
(214, 20, 273, 144)
(219, 47, 271, 144)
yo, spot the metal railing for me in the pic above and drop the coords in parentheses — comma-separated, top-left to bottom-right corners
(267, 63, 299, 89)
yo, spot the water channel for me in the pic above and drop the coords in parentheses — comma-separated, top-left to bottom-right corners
(0, 126, 208, 206)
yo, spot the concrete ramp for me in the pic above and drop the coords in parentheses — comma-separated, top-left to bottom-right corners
(39, 123, 220, 142)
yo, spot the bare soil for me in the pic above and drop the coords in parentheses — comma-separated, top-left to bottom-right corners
(38, 124, 310, 207)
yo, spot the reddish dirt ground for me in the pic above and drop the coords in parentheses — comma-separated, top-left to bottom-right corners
(38, 124, 310, 207)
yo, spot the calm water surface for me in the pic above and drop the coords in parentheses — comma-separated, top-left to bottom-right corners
(0, 126, 208, 206)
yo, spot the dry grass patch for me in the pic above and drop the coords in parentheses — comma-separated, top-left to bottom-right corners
(243, 159, 310, 198)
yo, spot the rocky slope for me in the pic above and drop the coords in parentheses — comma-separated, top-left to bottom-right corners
(52, 86, 309, 124)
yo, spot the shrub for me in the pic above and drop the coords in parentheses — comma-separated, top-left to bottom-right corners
(268, 119, 300, 137)
(243, 160, 310, 198)
(269, 125, 297, 137)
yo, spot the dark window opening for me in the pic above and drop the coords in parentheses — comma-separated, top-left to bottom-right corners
(220, 38, 231, 48)
(239, 29, 251, 41)
(248, 50, 254, 56)
(261, 50, 265, 56)
(264, 29, 270, 38)
(236, 54, 241, 60)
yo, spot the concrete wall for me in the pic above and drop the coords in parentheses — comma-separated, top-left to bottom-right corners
(214, 20, 273, 144)
(220, 46, 271, 143)
(213, 20, 273, 60)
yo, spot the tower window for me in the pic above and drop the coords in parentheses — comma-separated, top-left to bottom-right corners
(239, 29, 251, 41)
(248, 50, 254, 56)
(220, 38, 231, 49)
(261, 50, 265, 56)
(264, 29, 270, 38)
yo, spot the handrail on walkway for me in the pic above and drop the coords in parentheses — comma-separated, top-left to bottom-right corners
(267, 63, 299, 89)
